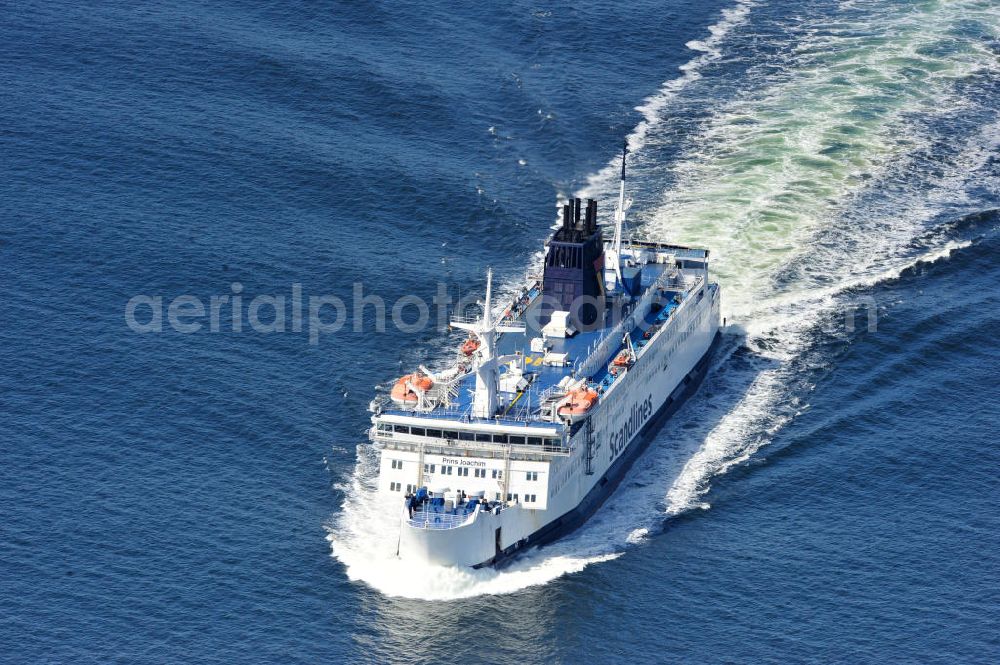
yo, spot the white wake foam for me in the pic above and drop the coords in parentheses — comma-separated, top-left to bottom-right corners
(578, 0, 757, 200)
(329, 0, 1000, 599)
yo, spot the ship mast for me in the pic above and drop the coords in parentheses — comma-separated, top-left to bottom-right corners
(609, 140, 628, 289)
(450, 268, 525, 419)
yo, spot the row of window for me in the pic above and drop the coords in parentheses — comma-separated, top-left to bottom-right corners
(421, 464, 503, 478)
(378, 423, 558, 447)
(389, 483, 538, 505)
(408, 463, 540, 483)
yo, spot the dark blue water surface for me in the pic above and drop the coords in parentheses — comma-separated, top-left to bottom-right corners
(2, 0, 999, 663)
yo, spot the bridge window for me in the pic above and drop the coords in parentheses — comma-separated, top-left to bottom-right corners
(508, 436, 525, 445)
(493, 434, 508, 444)
(444, 430, 459, 440)
(410, 427, 425, 436)
(459, 431, 475, 441)
(527, 437, 543, 446)
(426, 429, 442, 438)
(476, 433, 491, 442)
(392, 425, 408, 434)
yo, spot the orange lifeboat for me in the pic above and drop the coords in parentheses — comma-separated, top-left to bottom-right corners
(612, 351, 632, 368)
(460, 335, 481, 356)
(390, 373, 434, 406)
(557, 388, 599, 423)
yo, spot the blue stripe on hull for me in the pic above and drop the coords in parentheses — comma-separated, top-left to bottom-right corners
(479, 331, 723, 568)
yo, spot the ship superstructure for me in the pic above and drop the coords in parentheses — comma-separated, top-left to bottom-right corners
(369, 148, 721, 567)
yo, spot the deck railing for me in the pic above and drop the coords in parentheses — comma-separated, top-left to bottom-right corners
(384, 401, 538, 425)
(407, 510, 475, 530)
(371, 430, 572, 458)
(576, 272, 700, 379)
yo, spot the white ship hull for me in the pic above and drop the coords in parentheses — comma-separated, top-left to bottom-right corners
(381, 282, 721, 567)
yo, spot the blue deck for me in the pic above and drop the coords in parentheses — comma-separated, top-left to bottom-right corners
(453, 262, 684, 417)
(378, 250, 702, 424)
(590, 299, 680, 394)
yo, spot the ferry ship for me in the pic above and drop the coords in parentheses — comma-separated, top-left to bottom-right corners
(368, 147, 721, 568)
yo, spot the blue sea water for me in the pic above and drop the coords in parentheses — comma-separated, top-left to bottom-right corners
(2, 0, 999, 662)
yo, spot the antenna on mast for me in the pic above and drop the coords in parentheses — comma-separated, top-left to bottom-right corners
(483, 266, 493, 328)
(621, 139, 628, 181)
(610, 140, 628, 289)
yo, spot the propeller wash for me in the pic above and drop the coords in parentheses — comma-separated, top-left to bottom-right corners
(368, 147, 721, 567)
